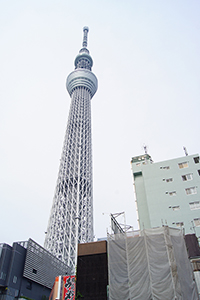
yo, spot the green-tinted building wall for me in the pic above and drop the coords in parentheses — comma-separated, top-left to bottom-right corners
(131, 153, 200, 241)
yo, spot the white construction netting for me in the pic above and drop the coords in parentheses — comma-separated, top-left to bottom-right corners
(108, 226, 198, 300)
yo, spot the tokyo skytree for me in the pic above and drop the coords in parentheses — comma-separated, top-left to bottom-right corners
(44, 27, 98, 271)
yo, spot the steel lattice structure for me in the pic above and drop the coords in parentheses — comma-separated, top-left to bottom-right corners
(44, 27, 97, 271)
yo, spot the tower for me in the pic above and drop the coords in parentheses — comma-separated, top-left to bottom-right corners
(44, 27, 98, 271)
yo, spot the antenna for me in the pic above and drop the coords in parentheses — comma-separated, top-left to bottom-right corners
(143, 144, 148, 154)
(82, 26, 89, 48)
(183, 146, 188, 156)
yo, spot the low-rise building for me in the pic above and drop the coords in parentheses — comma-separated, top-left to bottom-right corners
(0, 239, 71, 300)
(76, 240, 108, 300)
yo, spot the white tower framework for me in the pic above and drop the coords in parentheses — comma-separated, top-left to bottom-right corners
(44, 27, 98, 271)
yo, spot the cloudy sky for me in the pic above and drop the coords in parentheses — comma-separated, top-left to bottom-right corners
(0, 0, 200, 246)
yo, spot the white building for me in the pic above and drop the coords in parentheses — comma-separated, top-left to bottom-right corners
(131, 153, 200, 241)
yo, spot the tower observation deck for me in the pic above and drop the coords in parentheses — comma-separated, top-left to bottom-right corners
(44, 27, 98, 271)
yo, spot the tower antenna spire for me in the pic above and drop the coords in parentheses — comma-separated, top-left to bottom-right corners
(82, 26, 89, 48)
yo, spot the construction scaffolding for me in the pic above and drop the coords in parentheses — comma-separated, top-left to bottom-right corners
(107, 226, 199, 300)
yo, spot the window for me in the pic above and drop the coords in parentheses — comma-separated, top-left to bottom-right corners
(182, 173, 193, 181)
(172, 206, 180, 211)
(166, 178, 173, 183)
(14, 290, 18, 298)
(194, 218, 200, 227)
(136, 163, 141, 166)
(178, 162, 188, 169)
(13, 276, 17, 284)
(185, 187, 197, 195)
(198, 170, 200, 176)
(26, 280, 32, 290)
(194, 156, 200, 164)
(176, 222, 184, 227)
(189, 201, 200, 210)
(163, 166, 170, 170)
(32, 269, 37, 274)
(169, 191, 176, 196)
(0, 272, 6, 280)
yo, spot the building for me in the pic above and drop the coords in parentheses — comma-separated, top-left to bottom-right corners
(0, 239, 70, 300)
(131, 153, 200, 241)
(185, 234, 200, 296)
(76, 241, 108, 300)
(107, 226, 199, 299)
(75, 229, 200, 299)
(44, 27, 98, 272)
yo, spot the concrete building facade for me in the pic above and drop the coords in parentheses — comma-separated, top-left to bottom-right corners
(131, 153, 200, 241)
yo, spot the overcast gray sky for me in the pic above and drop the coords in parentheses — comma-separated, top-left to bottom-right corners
(1, 0, 200, 246)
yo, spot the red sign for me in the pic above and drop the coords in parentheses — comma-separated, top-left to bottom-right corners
(63, 276, 76, 300)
